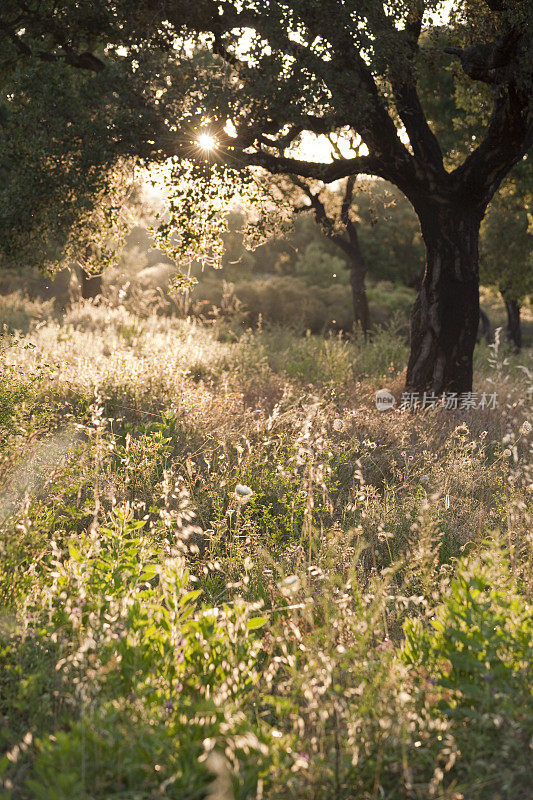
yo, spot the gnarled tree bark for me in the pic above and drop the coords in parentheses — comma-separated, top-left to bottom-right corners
(406, 202, 483, 394)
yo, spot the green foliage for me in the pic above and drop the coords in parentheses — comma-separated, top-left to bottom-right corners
(480, 160, 533, 303)
(1, 506, 270, 798)
(416, 25, 490, 167)
(404, 555, 532, 709)
(403, 552, 533, 797)
(0, 59, 149, 272)
(354, 182, 424, 286)
(217, 183, 424, 291)
(294, 240, 348, 287)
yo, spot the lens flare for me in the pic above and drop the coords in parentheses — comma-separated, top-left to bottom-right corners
(197, 133, 216, 150)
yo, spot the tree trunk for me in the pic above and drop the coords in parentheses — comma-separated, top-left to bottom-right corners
(349, 259, 370, 337)
(80, 269, 103, 299)
(344, 223, 371, 338)
(503, 297, 521, 350)
(478, 308, 493, 344)
(406, 204, 482, 394)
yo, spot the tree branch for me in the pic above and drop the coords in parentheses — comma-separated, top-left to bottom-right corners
(447, 16, 532, 205)
(391, 81, 446, 173)
(341, 175, 355, 219)
(444, 28, 520, 85)
(450, 86, 532, 205)
(239, 150, 386, 183)
(289, 175, 356, 259)
(0, 25, 106, 72)
(217, 2, 412, 174)
(370, 3, 445, 175)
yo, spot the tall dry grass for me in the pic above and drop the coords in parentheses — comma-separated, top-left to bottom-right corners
(0, 297, 531, 800)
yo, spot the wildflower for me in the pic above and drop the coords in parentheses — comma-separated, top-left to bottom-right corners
(278, 575, 301, 594)
(235, 483, 253, 498)
(521, 421, 532, 434)
(333, 418, 344, 431)
(421, 475, 430, 482)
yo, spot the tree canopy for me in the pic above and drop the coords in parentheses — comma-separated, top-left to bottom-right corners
(1, 0, 532, 391)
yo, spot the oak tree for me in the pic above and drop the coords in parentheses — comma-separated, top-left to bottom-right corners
(1, 1, 531, 391)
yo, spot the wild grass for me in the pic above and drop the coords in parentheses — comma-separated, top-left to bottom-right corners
(0, 298, 531, 800)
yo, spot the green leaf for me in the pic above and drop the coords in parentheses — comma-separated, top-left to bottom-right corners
(247, 616, 268, 630)
(181, 590, 202, 606)
(68, 544, 82, 562)
(140, 565, 158, 581)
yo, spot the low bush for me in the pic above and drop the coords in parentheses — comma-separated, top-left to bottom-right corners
(190, 276, 415, 334)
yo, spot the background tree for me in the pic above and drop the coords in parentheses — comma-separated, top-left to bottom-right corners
(264, 172, 425, 335)
(230, 174, 425, 284)
(276, 171, 372, 335)
(345, 179, 426, 289)
(479, 162, 532, 349)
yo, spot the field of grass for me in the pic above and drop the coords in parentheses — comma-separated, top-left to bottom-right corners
(0, 295, 532, 800)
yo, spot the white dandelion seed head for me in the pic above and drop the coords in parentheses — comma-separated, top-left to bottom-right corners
(277, 575, 301, 594)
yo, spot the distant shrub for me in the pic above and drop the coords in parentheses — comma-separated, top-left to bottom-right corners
(190, 276, 414, 335)
(236, 277, 327, 332)
(0, 291, 55, 334)
(294, 240, 348, 287)
(367, 281, 415, 330)
(0, 269, 71, 306)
